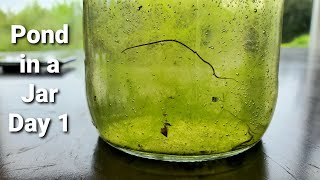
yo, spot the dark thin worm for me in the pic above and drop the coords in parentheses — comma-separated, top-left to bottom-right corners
(223, 108, 255, 150)
(232, 130, 254, 151)
(122, 39, 236, 81)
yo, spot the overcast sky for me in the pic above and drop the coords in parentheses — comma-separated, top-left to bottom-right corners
(0, 0, 76, 13)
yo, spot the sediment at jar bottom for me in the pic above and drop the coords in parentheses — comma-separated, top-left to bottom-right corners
(96, 115, 264, 155)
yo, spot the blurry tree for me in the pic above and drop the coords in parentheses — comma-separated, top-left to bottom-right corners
(282, 0, 313, 43)
(0, 1, 82, 51)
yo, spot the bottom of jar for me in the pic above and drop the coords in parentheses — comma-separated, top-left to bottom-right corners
(105, 141, 258, 162)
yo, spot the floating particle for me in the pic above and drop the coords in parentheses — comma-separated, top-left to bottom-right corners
(212, 97, 219, 102)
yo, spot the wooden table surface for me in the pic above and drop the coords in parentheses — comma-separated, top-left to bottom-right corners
(0, 48, 319, 180)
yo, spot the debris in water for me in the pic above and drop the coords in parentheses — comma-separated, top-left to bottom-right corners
(212, 96, 219, 102)
(161, 126, 168, 137)
(161, 122, 172, 137)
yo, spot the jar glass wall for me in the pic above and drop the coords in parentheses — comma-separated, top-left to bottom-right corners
(83, 0, 284, 161)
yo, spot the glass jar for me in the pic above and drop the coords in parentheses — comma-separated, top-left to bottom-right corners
(83, 0, 284, 162)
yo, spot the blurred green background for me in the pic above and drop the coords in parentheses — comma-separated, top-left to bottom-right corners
(0, 0, 314, 52)
(0, 1, 82, 51)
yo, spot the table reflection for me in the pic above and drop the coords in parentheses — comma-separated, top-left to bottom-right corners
(295, 50, 320, 180)
(91, 138, 267, 179)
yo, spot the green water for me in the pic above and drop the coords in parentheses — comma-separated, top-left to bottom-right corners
(84, 0, 283, 155)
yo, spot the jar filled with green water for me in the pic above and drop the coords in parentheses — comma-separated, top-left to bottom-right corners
(83, 0, 284, 161)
